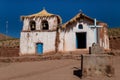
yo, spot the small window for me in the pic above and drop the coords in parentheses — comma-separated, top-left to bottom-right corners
(78, 24, 83, 29)
(30, 20, 36, 31)
(42, 20, 49, 30)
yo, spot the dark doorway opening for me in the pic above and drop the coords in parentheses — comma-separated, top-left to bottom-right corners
(42, 20, 49, 30)
(76, 32, 86, 49)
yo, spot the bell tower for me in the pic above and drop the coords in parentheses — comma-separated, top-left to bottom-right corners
(21, 9, 61, 32)
(20, 9, 62, 55)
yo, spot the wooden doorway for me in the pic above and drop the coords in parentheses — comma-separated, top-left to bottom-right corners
(36, 43, 43, 54)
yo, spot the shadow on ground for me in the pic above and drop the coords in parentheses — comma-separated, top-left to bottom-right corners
(73, 67, 82, 78)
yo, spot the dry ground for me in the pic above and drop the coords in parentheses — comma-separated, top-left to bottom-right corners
(0, 34, 120, 80)
(0, 56, 119, 80)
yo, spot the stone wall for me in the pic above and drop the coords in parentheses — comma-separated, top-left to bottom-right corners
(82, 54, 114, 77)
(90, 43, 104, 54)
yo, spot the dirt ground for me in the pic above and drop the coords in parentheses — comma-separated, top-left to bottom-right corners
(0, 56, 119, 80)
(0, 37, 119, 80)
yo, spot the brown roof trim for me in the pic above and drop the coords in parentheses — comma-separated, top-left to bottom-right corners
(20, 9, 62, 24)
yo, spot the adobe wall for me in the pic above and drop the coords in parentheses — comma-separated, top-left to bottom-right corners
(59, 22, 95, 52)
(22, 17, 58, 31)
(20, 32, 56, 55)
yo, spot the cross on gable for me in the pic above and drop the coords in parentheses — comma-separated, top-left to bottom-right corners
(89, 19, 102, 44)
(43, 7, 45, 10)
(79, 9, 83, 13)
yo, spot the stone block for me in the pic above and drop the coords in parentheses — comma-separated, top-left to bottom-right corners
(81, 54, 114, 77)
(90, 43, 104, 54)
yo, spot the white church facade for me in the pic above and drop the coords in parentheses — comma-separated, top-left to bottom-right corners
(20, 9, 109, 55)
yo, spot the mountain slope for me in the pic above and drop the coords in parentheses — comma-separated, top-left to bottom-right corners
(0, 33, 13, 40)
(108, 27, 120, 37)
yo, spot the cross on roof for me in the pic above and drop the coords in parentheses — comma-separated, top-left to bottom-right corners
(79, 9, 83, 13)
(43, 7, 45, 10)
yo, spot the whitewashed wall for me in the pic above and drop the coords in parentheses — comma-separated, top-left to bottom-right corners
(22, 18, 30, 31)
(59, 22, 95, 51)
(20, 32, 56, 55)
(73, 22, 95, 49)
(59, 32, 64, 51)
(20, 17, 109, 55)
(22, 17, 58, 31)
(20, 16, 59, 55)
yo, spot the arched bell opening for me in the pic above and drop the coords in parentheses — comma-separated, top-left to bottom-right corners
(41, 20, 49, 30)
(29, 20, 36, 31)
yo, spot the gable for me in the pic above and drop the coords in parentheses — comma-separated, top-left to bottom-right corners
(62, 12, 108, 32)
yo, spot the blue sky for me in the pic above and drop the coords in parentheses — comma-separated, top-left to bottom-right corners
(0, 0, 120, 38)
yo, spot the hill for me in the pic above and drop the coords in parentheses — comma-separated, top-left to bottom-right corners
(108, 27, 120, 37)
(0, 33, 13, 41)
(108, 27, 120, 50)
(0, 33, 19, 48)
(0, 33, 19, 57)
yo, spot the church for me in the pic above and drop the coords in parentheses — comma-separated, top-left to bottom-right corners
(19, 9, 109, 55)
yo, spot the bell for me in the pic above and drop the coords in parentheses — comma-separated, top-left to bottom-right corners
(43, 24, 46, 27)
(32, 25, 34, 28)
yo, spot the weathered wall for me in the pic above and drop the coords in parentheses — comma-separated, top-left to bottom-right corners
(82, 54, 114, 77)
(73, 22, 95, 49)
(22, 17, 58, 31)
(99, 26, 110, 50)
(59, 22, 95, 52)
(63, 31, 76, 51)
(20, 15, 59, 55)
(60, 22, 109, 52)
(20, 32, 56, 55)
(20, 15, 109, 55)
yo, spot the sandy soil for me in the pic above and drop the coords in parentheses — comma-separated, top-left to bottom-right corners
(0, 59, 80, 80)
(0, 57, 119, 80)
